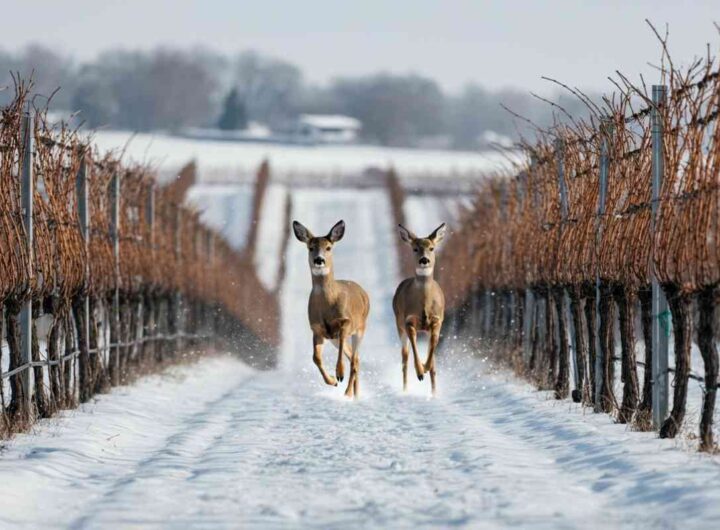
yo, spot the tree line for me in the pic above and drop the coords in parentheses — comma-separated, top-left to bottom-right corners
(0, 44, 593, 149)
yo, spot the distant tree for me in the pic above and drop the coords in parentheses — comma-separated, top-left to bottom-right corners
(0, 44, 75, 108)
(71, 66, 118, 127)
(0, 42, 598, 147)
(231, 51, 302, 126)
(217, 88, 247, 130)
(72, 48, 220, 131)
(331, 74, 446, 146)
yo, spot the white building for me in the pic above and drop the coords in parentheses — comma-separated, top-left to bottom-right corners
(295, 114, 362, 144)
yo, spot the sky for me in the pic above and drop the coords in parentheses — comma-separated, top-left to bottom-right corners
(3, 0, 719, 93)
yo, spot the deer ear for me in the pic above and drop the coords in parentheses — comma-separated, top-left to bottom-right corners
(398, 224, 416, 245)
(293, 221, 313, 243)
(428, 223, 447, 244)
(327, 220, 345, 242)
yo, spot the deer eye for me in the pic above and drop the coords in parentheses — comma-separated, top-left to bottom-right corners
(325, 246, 331, 251)
(429, 247, 434, 251)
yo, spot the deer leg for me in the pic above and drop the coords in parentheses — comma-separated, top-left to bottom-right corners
(401, 339, 409, 391)
(406, 322, 424, 381)
(335, 318, 350, 383)
(313, 335, 337, 386)
(331, 339, 353, 360)
(344, 334, 359, 398)
(424, 318, 441, 372)
(344, 334, 361, 399)
(425, 326, 440, 396)
(352, 352, 360, 399)
(336, 331, 347, 383)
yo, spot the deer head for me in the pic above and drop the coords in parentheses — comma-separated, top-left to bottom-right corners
(398, 223, 447, 277)
(293, 220, 345, 277)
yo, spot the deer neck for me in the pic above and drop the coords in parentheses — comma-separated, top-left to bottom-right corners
(312, 270, 339, 299)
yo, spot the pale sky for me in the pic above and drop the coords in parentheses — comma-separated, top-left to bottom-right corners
(4, 1, 719, 93)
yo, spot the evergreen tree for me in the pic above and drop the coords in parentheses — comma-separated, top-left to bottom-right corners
(217, 88, 247, 130)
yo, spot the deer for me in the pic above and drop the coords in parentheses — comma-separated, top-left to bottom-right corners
(392, 223, 447, 396)
(293, 219, 370, 399)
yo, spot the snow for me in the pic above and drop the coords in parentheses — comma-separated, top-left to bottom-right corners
(89, 130, 517, 182)
(1, 186, 720, 528)
(299, 114, 362, 130)
(253, 183, 288, 290)
(178, 122, 274, 142)
(185, 184, 254, 251)
(403, 194, 475, 236)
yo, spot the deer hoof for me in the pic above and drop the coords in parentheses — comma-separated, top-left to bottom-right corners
(417, 374, 424, 381)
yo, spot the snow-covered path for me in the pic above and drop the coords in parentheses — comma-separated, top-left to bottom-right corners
(1, 188, 720, 529)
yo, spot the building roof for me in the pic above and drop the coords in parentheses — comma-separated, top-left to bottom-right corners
(298, 114, 362, 130)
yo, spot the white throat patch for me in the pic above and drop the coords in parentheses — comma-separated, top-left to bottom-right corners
(311, 266, 329, 276)
(415, 267, 433, 277)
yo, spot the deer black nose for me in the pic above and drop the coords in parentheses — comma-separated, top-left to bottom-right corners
(419, 257, 430, 265)
(314, 256, 325, 266)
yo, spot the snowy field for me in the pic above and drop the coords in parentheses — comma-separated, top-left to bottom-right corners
(185, 184, 255, 251)
(90, 131, 517, 182)
(185, 182, 288, 290)
(1, 186, 720, 528)
(403, 194, 475, 234)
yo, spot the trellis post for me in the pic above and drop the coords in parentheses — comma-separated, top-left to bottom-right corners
(594, 121, 611, 413)
(521, 161, 535, 363)
(555, 139, 569, 219)
(174, 205, 183, 353)
(110, 171, 120, 384)
(76, 154, 91, 400)
(482, 291, 492, 338)
(146, 183, 155, 348)
(19, 110, 34, 412)
(206, 231, 215, 340)
(651, 85, 670, 429)
(555, 138, 579, 396)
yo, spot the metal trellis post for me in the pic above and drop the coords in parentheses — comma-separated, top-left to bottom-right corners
(594, 122, 611, 413)
(651, 85, 670, 429)
(146, 184, 155, 349)
(19, 110, 34, 411)
(556, 139, 569, 219)
(207, 231, 215, 340)
(110, 171, 120, 384)
(556, 139, 579, 394)
(76, 155, 90, 398)
(174, 206, 183, 353)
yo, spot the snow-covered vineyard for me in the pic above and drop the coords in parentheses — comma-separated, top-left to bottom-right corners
(1, 151, 720, 528)
(0, 120, 718, 527)
(4, 48, 720, 527)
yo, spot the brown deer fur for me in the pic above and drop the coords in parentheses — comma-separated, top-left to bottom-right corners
(393, 223, 447, 396)
(293, 220, 370, 399)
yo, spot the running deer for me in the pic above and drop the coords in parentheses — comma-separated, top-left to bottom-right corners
(293, 220, 370, 399)
(392, 223, 447, 395)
